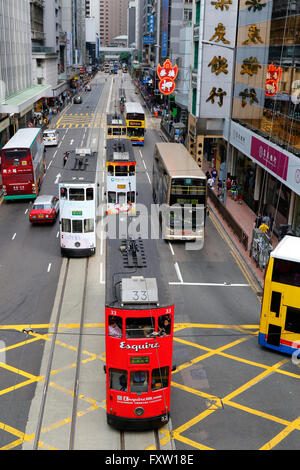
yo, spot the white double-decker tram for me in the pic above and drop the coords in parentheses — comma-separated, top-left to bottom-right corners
(59, 148, 98, 257)
(105, 138, 136, 215)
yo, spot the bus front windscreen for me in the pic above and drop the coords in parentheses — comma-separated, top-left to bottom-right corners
(170, 178, 206, 205)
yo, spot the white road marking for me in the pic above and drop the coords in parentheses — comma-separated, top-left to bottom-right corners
(168, 242, 174, 256)
(169, 282, 250, 287)
(174, 262, 183, 283)
(12, 233, 16, 240)
(47, 263, 52, 273)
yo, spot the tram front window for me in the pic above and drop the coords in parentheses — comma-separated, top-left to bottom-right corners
(109, 368, 127, 392)
(61, 218, 71, 232)
(72, 220, 83, 233)
(126, 317, 155, 338)
(84, 218, 94, 233)
(130, 371, 149, 393)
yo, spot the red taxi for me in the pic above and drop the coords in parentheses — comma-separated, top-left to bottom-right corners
(29, 195, 59, 224)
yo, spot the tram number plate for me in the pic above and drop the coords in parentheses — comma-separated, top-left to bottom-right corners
(130, 356, 149, 365)
(72, 211, 83, 216)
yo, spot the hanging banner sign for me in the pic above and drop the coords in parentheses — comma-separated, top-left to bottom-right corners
(157, 59, 178, 96)
(265, 63, 282, 97)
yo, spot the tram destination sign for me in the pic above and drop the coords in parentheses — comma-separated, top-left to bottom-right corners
(130, 356, 150, 365)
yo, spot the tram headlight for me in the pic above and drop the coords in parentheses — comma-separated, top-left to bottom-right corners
(134, 407, 145, 417)
(75, 242, 81, 247)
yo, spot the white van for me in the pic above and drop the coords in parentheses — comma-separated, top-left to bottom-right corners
(43, 129, 58, 146)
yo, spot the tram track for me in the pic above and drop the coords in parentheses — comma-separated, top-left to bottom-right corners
(32, 257, 90, 450)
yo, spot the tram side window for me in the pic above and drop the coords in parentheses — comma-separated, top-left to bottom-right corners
(109, 368, 127, 392)
(122, 128, 126, 136)
(69, 188, 85, 201)
(129, 165, 135, 176)
(72, 220, 83, 233)
(86, 188, 94, 200)
(126, 317, 155, 338)
(84, 218, 94, 233)
(60, 187, 68, 199)
(108, 127, 112, 135)
(151, 366, 169, 391)
(107, 165, 114, 176)
(61, 218, 71, 232)
(127, 191, 135, 203)
(158, 315, 172, 336)
(108, 315, 122, 338)
(130, 371, 149, 393)
(272, 259, 300, 286)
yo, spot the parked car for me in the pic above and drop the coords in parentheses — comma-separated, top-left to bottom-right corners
(74, 95, 82, 104)
(43, 129, 58, 146)
(29, 195, 59, 224)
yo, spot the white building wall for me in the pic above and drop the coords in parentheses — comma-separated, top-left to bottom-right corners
(0, 0, 32, 98)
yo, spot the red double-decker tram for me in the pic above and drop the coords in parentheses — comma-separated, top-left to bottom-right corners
(105, 235, 174, 430)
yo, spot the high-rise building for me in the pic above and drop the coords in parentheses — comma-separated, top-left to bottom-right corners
(99, 0, 130, 46)
(0, 0, 50, 141)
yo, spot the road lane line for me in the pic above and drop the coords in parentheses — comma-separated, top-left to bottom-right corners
(168, 242, 174, 256)
(47, 263, 52, 273)
(12, 233, 16, 240)
(174, 262, 183, 283)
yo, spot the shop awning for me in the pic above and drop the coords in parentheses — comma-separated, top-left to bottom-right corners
(0, 84, 51, 114)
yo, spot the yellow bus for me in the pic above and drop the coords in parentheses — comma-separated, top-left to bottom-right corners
(152, 143, 207, 246)
(124, 102, 145, 145)
(258, 235, 300, 355)
(106, 114, 127, 139)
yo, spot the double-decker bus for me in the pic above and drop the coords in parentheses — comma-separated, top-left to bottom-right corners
(106, 114, 127, 139)
(105, 138, 136, 215)
(152, 143, 207, 246)
(258, 235, 300, 355)
(59, 148, 98, 257)
(125, 102, 145, 146)
(1, 128, 45, 200)
(104, 231, 175, 430)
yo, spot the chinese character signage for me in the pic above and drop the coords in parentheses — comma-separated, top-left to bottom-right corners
(265, 63, 282, 97)
(161, 0, 169, 58)
(148, 14, 155, 34)
(157, 59, 178, 95)
(197, 0, 239, 118)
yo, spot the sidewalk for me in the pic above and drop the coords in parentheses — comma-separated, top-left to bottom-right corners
(203, 160, 277, 288)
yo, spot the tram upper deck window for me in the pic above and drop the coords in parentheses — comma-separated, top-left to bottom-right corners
(109, 368, 127, 391)
(113, 128, 121, 136)
(60, 187, 68, 199)
(69, 188, 85, 201)
(272, 259, 300, 286)
(108, 315, 122, 338)
(158, 315, 171, 336)
(151, 366, 169, 391)
(126, 317, 155, 338)
(107, 165, 114, 176)
(115, 165, 128, 176)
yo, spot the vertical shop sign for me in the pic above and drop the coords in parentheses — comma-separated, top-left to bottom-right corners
(161, 0, 169, 58)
